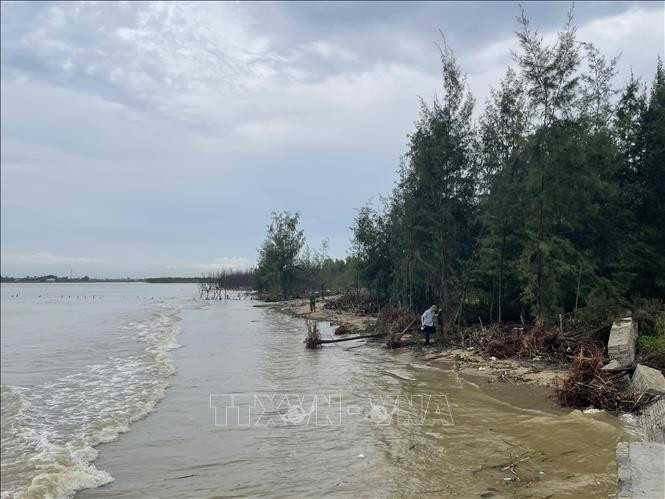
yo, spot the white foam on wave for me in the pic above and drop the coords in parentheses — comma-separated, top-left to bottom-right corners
(1, 304, 183, 499)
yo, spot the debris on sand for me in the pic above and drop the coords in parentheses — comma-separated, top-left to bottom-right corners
(378, 308, 418, 349)
(461, 322, 600, 364)
(555, 349, 662, 414)
(334, 322, 354, 335)
(323, 292, 378, 315)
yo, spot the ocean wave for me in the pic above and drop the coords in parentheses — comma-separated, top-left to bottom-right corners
(1, 304, 182, 499)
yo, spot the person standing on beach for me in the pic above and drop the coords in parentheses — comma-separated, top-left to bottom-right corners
(309, 292, 316, 312)
(421, 304, 439, 345)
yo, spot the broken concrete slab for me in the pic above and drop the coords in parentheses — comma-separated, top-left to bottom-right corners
(617, 443, 632, 497)
(616, 442, 665, 498)
(603, 359, 622, 370)
(608, 317, 637, 367)
(638, 398, 665, 444)
(631, 364, 665, 396)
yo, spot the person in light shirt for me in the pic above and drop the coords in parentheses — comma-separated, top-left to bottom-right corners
(421, 304, 439, 346)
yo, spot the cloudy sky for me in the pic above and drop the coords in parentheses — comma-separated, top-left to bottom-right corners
(1, 1, 663, 278)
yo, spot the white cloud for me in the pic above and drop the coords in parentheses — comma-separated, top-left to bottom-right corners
(1, 251, 100, 266)
(191, 257, 253, 272)
(464, 5, 663, 113)
(578, 6, 664, 83)
(1, 1, 661, 277)
(579, 5, 663, 44)
(235, 118, 305, 143)
(302, 40, 360, 62)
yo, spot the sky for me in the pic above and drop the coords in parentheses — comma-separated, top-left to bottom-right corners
(1, 1, 663, 278)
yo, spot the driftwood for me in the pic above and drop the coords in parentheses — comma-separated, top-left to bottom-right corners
(317, 332, 386, 344)
(473, 453, 535, 475)
(385, 318, 420, 348)
(313, 318, 417, 347)
(166, 474, 199, 481)
(397, 318, 418, 341)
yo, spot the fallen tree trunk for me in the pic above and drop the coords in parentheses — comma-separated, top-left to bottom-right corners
(315, 320, 419, 346)
(317, 332, 386, 344)
(386, 319, 420, 348)
(397, 319, 418, 341)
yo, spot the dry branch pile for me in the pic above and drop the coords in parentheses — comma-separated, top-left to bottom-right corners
(377, 307, 419, 348)
(322, 293, 378, 315)
(333, 322, 353, 335)
(459, 320, 662, 414)
(555, 349, 660, 413)
(460, 323, 601, 363)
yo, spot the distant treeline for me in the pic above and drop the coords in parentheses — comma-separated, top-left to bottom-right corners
(255, 7, 665, 331)
(1, 275, 141, 283)
(1, 275, 253, 285)
(145, 277, 204, 283)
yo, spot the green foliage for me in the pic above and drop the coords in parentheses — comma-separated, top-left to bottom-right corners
(633, 298, 665, 335)
(255, 211, 358, 299)
(635, 298, 665, 354)
(351, 203, 392, 304)
(638, 335, 665, 354)
(351, 38, 479, 330)
(347, 6, 665, 330)
(255, 211, 306, 298)
(249, 8, 663, 331)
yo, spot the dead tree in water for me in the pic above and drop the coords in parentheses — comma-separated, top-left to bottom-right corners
(305, 320, 321, 348)
(199, 271, 229, 300)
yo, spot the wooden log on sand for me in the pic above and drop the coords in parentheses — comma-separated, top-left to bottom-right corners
(318, 320, 419, 345)
(317, 332, 387, 344)
(314, 319, 418, 346)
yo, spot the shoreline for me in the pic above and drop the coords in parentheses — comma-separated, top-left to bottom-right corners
(263, 296, 566, 387)
(266, 296, 665, 495)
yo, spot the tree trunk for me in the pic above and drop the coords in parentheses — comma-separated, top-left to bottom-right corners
(498, 226, 507, 323)
(537, 173, 544, 321)
(575, 263, 582, 313)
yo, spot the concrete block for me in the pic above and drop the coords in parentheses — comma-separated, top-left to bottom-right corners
(603, 359, 622, 370)
(616, 442, 665, 498)
(608, 317, 637, 367)
(616, 442, 631, 497)
(638, 398, 665, 444)
(631, 364, 665, 396)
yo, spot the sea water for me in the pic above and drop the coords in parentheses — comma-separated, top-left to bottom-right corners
(2, 283, 629, 498)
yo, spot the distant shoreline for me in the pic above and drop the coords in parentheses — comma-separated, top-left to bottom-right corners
(1, 277, 205, 284)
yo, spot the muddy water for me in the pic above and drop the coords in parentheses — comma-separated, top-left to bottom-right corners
(73, 298, 627, 498)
